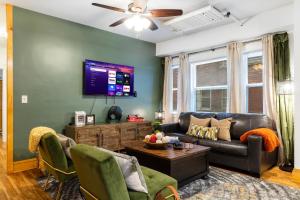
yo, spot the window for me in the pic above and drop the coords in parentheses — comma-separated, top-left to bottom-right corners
(244, 52, 263, 113)
(171, 66, 179, 112)
(193, 59, 227, 112)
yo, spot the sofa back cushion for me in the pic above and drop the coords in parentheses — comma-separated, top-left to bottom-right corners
(177, 112, 274, 140)
(215, 113, 274, 140)
(179, 112, 216, 133)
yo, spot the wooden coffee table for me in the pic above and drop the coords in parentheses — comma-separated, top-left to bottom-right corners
(124, 141, 210, 186)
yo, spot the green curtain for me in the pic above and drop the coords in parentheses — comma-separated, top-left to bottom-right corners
(273, 33, 294, 165)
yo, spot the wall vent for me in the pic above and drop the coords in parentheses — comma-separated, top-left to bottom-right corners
(164, 5, 229, 32)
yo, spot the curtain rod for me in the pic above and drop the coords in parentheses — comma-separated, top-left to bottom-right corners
(171, 30, 288, 58)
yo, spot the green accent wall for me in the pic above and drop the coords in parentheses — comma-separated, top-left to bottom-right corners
(13, 7, 162, 161)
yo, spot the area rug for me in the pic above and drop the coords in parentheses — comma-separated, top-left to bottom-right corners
(37, 166, 300, 200)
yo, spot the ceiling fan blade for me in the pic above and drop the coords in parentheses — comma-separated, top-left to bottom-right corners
(149, 9, 183, 17)
(92, 3, 126, 13)
(109, 17, 129, 27)
(145, 17, 158, 31)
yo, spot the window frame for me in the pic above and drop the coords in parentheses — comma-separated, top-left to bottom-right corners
(242, 51, 264, 114)
(191, 57, 228, 112)
(171, 65, 179, 113)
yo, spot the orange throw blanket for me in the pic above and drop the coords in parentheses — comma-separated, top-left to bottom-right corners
(240, 128, 280, 152)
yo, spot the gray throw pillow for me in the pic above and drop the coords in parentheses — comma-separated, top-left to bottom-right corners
(96, 147, 148, 194)
(57, 134, 76, 159)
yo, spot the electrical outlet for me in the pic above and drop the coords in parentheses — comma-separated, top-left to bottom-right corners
(21, 95, 28, 104)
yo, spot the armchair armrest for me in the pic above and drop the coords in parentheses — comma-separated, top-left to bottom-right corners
(158, 123, 180, 133)
(155, 185, 180, 200)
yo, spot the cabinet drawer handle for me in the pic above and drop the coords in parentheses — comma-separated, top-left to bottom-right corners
(96, 133, 100, 146)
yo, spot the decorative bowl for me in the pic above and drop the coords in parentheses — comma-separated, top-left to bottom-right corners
(143, 140, 169, 149)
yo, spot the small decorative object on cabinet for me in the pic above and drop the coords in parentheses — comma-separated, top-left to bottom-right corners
(107, 106, 122, 123)
(75, 111, 86, 127)
(86, 114, 95, 125)
(65, 121, 152, 151)
(127, 114, 144, 122)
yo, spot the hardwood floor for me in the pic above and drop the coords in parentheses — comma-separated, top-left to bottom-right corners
(262, 166, 300, 189)
(0, 138, 299, 199)
(0, 139, 51, 200)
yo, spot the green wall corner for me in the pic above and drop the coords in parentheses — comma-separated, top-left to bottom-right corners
(13, 7, 162, 161)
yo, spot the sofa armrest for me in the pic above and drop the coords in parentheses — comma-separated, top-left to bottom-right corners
(158, 123, 180, 133)
(247, 135, 278, 176)
(247, 135, 263, 150)
(247, 135, 263, 176)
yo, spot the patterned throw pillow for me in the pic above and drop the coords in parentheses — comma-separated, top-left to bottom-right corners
(198, 127, 207, 139)
(187, 125, 218, 141)
(204, 127, 219, 141)
(187, 124, 203, 137)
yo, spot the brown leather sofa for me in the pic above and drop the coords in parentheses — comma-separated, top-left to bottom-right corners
(159, 112, 278, 177)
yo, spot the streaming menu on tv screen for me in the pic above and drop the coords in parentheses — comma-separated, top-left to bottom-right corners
(84, 60, 134, 96)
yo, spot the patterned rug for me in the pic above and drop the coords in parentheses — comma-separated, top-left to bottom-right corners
(37, 166, 300, 200)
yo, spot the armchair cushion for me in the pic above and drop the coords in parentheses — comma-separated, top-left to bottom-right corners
(129, 166, 177, 200)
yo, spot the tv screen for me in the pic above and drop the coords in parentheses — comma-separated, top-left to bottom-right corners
(83, 59, 134, 96)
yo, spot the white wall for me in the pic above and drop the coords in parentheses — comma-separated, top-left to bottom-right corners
(0, 4, 7, 142)
(156, 4, 294, 57)
(157, 2, 300, 169)
(294, 1, 300, 169)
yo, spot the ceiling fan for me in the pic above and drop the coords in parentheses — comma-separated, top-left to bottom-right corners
(92, 0, 183, 32)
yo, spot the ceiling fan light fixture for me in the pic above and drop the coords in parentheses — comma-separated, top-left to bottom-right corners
(92, 1, 183, 31)
(125, 15, 151, 32)
(125, 17, 135, 29)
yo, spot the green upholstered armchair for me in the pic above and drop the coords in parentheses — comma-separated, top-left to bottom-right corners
(70, 144, 179, 200)
(39, 133, 76, 200)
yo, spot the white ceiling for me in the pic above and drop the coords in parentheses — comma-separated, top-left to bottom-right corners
(2, 0, 294, 43)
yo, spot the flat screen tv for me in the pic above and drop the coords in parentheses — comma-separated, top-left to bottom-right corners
(83, 59, 134, 96)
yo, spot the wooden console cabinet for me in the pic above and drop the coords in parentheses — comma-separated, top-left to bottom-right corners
(65, 121, 152, 151)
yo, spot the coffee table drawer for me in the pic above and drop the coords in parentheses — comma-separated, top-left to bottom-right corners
(171, 154, 209, 182)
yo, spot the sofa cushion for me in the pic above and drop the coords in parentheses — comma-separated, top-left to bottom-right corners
(166, 132, 198, 144)
(128, 166, 177, 200)
(211, 118, 232, 141)
(187, 116, 211, 134)
(198, 139, 248, 156)
(215, 113, 274, 140)
(179, 112, 216, 133)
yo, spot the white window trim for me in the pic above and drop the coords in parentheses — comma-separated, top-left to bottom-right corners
(242, 51, 264, 114)
(171, 65, 179, 114)
(191, 57, 228, 112)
